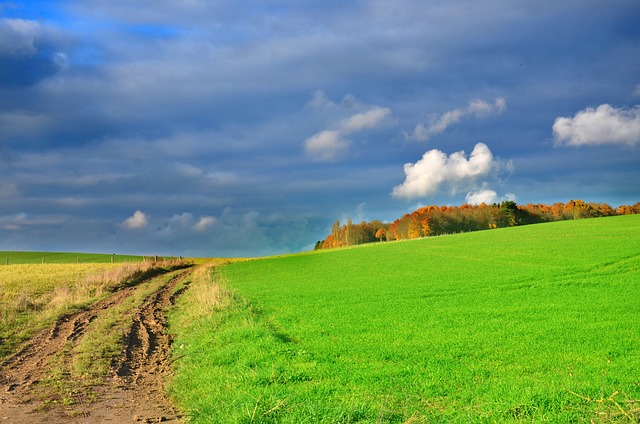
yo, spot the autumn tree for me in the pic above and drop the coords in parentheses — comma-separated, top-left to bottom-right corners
(316, 200, 638, 250)
(331, 220, 341, 248)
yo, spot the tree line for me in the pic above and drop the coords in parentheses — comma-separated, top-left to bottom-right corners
(314, 200, 640, 250)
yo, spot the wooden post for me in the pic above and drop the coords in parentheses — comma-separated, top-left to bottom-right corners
(77, 257, 80, 263)
(42, 257, 45, 264)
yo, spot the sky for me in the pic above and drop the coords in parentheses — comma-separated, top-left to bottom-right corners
(1, 0, 639, 257)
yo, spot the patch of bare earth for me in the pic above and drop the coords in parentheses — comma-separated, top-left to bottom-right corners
(0, 269, 192, 423)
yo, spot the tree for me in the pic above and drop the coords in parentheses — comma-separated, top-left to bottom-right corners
(332, 220, 340, 247)
(316, 199, 639, 250)
(500, 200, 519, 226)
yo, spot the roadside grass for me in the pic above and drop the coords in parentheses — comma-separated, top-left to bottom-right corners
(168, 215, 640, 423)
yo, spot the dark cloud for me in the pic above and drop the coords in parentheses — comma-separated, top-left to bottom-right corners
(1, 1, 639, 256)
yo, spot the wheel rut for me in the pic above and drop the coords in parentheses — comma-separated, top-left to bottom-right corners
(0, 267, 193, 423)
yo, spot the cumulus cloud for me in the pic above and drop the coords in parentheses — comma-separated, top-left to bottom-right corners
(408, 97, 506, 141)
(465, 189, 516, 205)
(392, 142, 502, 199)
(304, 130, 349, 162)
(304, 94, 391, 162)
(465, 189, 498, 205)
(194, 215, 216, 231)
(553, 104, 640, 147)
(122, 210, 148, 230)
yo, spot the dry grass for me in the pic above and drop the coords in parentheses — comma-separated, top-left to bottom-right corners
(169, 262, 235, 329)
(0, 261, 178, 359)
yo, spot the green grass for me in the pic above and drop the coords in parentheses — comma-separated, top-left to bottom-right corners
(170, 216, 640, 423)
(0, 251, 144, 264)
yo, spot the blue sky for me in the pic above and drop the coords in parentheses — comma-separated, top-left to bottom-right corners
(1, 0, 639, 257)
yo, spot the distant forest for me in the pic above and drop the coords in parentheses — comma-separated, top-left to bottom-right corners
(315, 200, 640, 250)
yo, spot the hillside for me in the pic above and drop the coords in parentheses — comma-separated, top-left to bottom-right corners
(316, 200, 640, 250)
(0, 251, 144, 264)
(169, 215, 640, 422)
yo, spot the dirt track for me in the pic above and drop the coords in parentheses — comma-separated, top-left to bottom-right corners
(0, 268, 192, 423)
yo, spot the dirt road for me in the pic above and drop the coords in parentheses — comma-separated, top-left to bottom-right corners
(0, 267, 192, 423)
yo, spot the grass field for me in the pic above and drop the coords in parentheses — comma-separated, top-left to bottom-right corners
(168, 215, 640, 423)
(0, 251, 144, 264)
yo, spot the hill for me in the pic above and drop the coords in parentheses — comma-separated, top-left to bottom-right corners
(169, 215, 640, 422)
(0, 251, 145, 264)
(316, 199, 640, 250)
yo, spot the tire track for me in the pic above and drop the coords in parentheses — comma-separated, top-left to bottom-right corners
(0, 285, 137, 396)
(0, 267, 193, 423)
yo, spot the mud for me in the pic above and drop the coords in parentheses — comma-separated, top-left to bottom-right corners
(0, 268, 192, 423)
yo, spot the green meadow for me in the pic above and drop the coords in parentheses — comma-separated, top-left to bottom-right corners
(169, 215, 640, 423)
(0, 251, 143, 264)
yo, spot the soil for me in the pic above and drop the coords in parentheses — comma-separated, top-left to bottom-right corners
(0, 268, 192, 423)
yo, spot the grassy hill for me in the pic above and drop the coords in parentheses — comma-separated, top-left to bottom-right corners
(0, 251, 144, 264)
(169, 215, 640, 422)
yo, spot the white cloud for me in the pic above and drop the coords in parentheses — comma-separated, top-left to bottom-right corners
(464, 189, 516, 205)
(122, 210, 148, 230)
(194, 215, 216, 231)
(465, 189, 498, 205)
(408, 97, 507, 141)
(304, 94, 391, 162)
(503, 193, 517, 202)
(340, 106, 391, 133)
(392, 142, 500, 199)
(553, 104, 640, 147)
(304, 130, 349, 162)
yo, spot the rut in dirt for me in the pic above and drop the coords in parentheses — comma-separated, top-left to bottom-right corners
(0, 284, 138, 394)
(113, 271, 192, 388)
(0, 266, 193, 423)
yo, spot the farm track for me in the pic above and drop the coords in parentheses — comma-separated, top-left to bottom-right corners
(0, 267, 193, 423)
